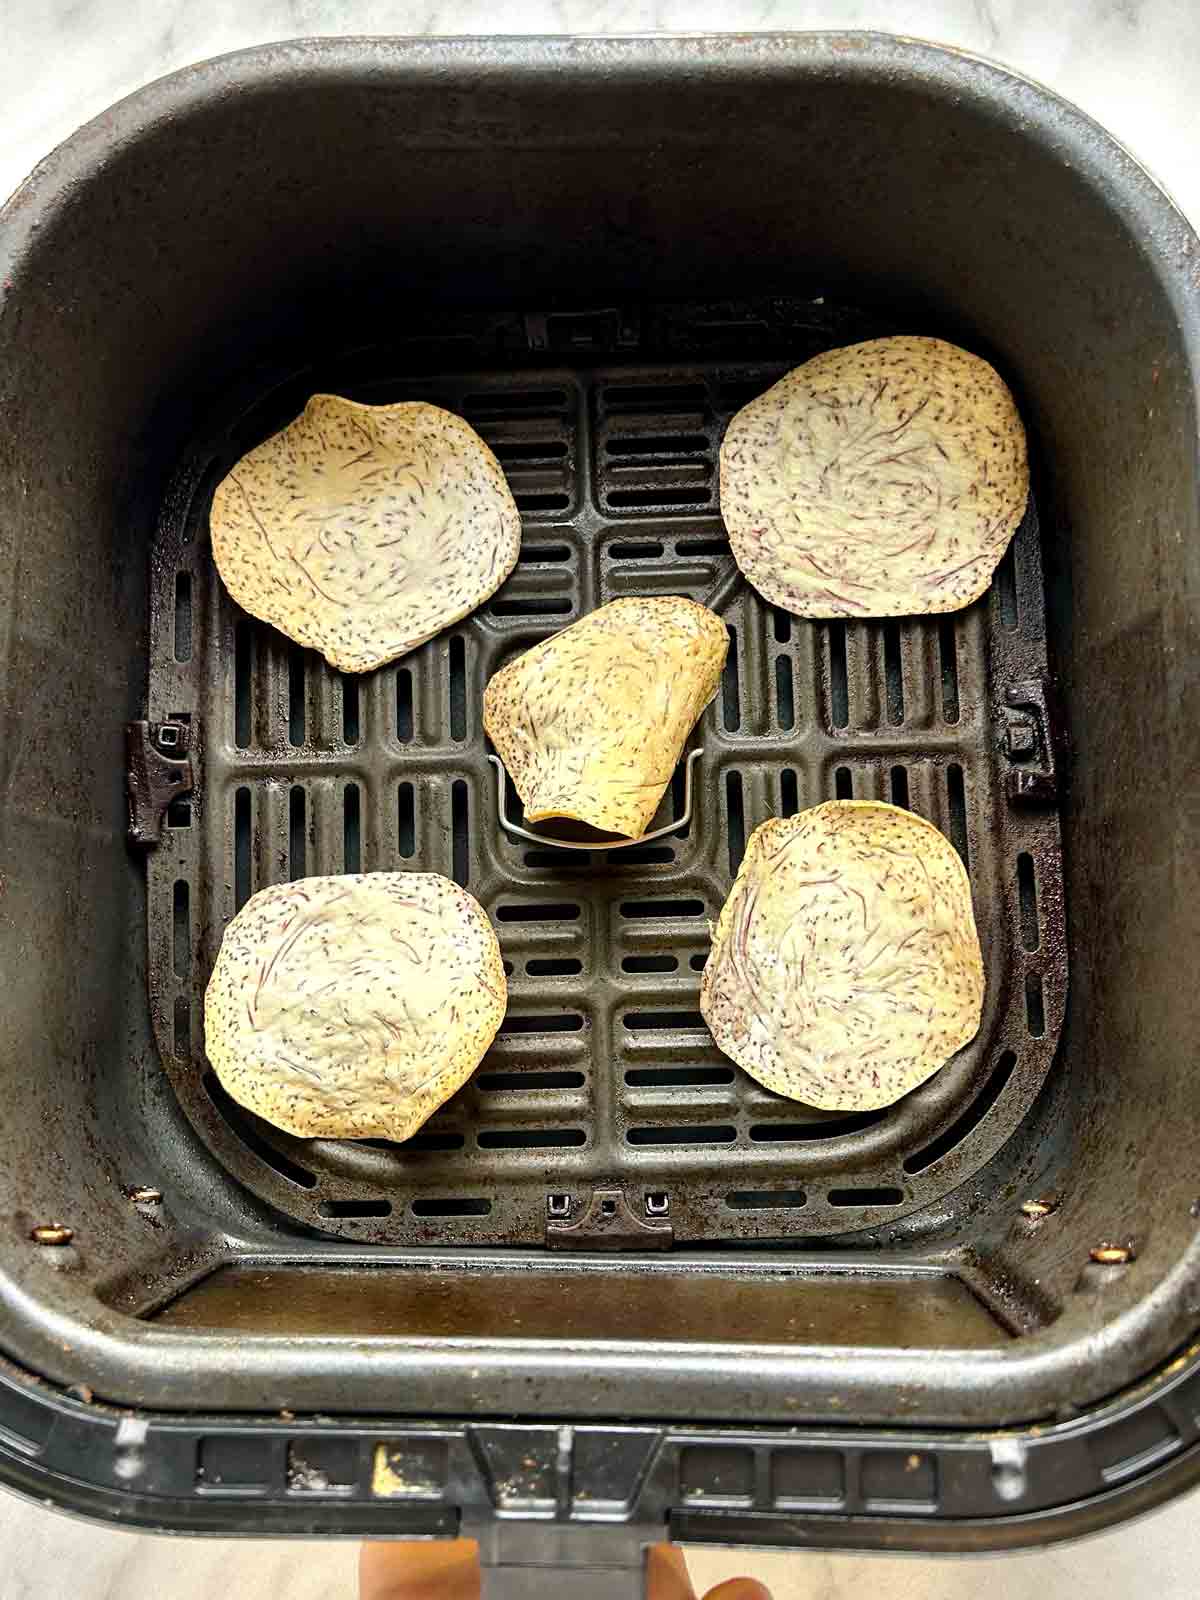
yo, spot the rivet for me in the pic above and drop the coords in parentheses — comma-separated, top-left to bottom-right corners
(30, 1224, 74, 1246)
(1020, 1197, 1057, 1220)
(1090, 1242, 1134, 1266)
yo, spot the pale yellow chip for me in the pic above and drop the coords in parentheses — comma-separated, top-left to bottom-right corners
(482, 596, 728, 840)
(700, 801, 984, 1110)
(204, 873, 506, 1141)
(719, 337, 1028, 618)
(210, 396, 521, 672)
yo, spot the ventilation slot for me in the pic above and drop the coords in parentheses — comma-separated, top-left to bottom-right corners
(525, 848, 591, 869)
(519, 542, 571, 563)
(234, 620, 253, 748)
(411, 1196, 491, 1217)
(173, 996, 190, 1060)
(616, 845, 674, 865)
(288, 646, 306, 746)
(449, 637, 467, 740)
(827, 622, 849, 728)
(343, 784, 361, 873)
(622, 955, 678, 974)
(676, 537, 729, 557)
(490, 597, 572, 617)
(690, 952, 709, 971)
(726, 1190, 806, 1210)
(478, 1128, 586, 1149)
(1025, 972, 1046, 1037)
(498, 1014, 585, 1035)
(626, 1067, 734, 1087)
(627, 1125, 737, 1146)
(608, 486, 710, 509)
(624, 1011, 707, 1031)
(749, 1113, 884, 1142)
(397, 783, 415, 858)
(465, 387, 567, 415)
(996, 548, 1019, 629)
(396, 669, 414, 741)
(827, 1186, 904, 1208)
(451, 780, 469, 887)
(172, 880, 191, 979)
(722, 626, 741, 730)
(604, 382, 707, 408)
(608, 435, 708, 458)
(904, 1052, 1017, 1174)
(621, 899, 705, 919)
(167, 776, 192, 828)
(496, 902, 580, 922)
(234, 787, 252, 910)
(946, 763, 969, 866)
(890, 766, 910, 808)
(203, 1071, 317, 1188)
(883, 624, 904, 724)
(780, 769, 799, 817)
(477, 1071, 586, 1092)
(610, 540, 664, 560)
(494, 440, 569, 464)
(775, 656, 795, 729)
(342, 676, 360, 744)
(173, 573, 192, 662)
(514, 491, 571, 513)
(391, 1132, 466, 1153)
(527, 958, 583, 977)
(725, 770, 746, 876)
(319, 1199, 392, 1219)
(671, 763, 692, 839)
(289, 787, 307, 880)
(834, 766, 853, 800)
(1017, 853, 1040, 951)
(939, 620, 960, 723)
(773, 609, 792, 643)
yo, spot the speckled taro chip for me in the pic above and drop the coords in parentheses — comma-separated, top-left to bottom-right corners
(209, 395, 521, 672)
(482, 595, 729, 840)
(719, 337, 1028, 618)
(700, 802, 984, 1111)
(204, 873, 507, 1141)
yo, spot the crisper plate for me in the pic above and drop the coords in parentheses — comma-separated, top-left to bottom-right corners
(145, 304, 1066, 1245)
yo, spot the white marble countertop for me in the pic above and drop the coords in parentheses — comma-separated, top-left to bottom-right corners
(1, 3, 1198, 1596)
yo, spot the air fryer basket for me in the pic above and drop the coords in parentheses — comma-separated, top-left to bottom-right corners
(1, 33, 1199, 1573)
(150, 331, 1064, 1248)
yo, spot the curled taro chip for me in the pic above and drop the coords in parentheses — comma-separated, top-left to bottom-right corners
(720, 337, 1028, 618)
(482, 596, 729, 839)
(700, 802, 984, 1110)
(204, 873, 506, 1141)
(210, 395, 521, 672)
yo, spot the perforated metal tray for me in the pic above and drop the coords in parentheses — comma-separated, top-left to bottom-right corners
(146, 304, 1066, 1246)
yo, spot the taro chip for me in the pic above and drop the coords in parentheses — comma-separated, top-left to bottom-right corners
(700, 801, 984, 1110)
(482, 595, 729, 840)
(204, 873, 507, 1141)
(210, 396, 521, 672)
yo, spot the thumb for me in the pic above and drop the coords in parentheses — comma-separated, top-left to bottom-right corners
(645, 1544, 696, 1599)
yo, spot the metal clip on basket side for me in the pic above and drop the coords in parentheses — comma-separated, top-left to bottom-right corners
(488, 747, 703, 851)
